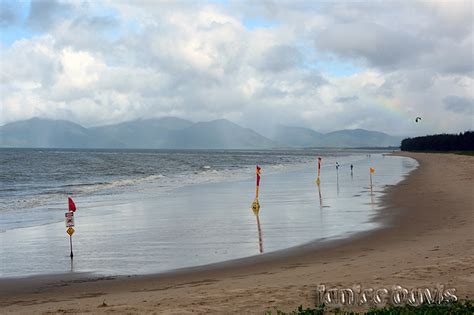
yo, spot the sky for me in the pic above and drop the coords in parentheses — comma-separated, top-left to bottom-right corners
(0, 0, 473, 136)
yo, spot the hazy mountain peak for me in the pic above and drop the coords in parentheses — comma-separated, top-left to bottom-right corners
(328, 128, 388, 134)
(140, 117, 193, 130)
(193, 118, 238, 127)
(4, 117, 85, 129)
(0, 117, 119, 148)
(1, 117, 402, 149)
(269, 125, 323, 147)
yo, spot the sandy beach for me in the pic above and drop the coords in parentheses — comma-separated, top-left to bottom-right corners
(1, 152, 473, 314)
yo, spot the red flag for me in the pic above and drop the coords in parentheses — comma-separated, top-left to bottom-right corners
(318, 157, 322, 170)
(68, 197, 76, 212)
(256, 165, 261, 187)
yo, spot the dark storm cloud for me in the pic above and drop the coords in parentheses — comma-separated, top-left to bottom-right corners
(443, 95, 474, 115)
(429, 40, 474, 76)
(315, 22, 430, 69)
(308, 1, 473, 78)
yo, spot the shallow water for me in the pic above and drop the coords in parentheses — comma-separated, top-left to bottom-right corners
(0, 148, 362, 230)
(0, 150, 417, 278)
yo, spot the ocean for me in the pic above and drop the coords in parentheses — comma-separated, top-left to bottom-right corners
(0, 148, 417, 277)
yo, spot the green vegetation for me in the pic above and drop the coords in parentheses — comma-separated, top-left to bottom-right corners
(268, 300, 474, 314)
(455, 151, 474, 156)
(401, 131, 473, 152)
(403, 150, 474, 156)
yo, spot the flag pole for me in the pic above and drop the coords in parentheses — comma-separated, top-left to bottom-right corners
(256, 214, 263, 253)
(66, 197, 77, 260)
(251, 166, 261, 215)
(316, 157, 321, 184)
(369, 167, 375, 191)
(69, 234, 74, 259)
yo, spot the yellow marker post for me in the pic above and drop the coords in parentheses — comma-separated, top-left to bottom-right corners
(251, 166, 261, 215)
(369, 167, 375, 189)
(251, 198, 260, 215)
(316, 157, 322, 184)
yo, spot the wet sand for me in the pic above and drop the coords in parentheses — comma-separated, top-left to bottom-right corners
(1, 152, 473, 314)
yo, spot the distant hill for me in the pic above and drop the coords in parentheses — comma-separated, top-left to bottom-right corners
(0, 118, 121, 148)
(162, 119, 276, 149)
(0, 117, 276, 149)
(91, 117, 194, 149)
(0, 117, 402, 149)
(268, 126, 401, 148)
(319, 129, 402, 148)
(270, 125, 324, 147)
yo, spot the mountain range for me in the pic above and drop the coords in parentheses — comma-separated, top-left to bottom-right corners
(0, 117, 402, 149)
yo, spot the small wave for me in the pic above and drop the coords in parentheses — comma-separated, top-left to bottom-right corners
(0, 193, 65, 213)
(72, 174, 166, 194)
(1, 153, 347, 215)
(0, 174, 167, 213)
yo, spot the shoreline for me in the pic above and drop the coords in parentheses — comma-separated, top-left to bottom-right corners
(1, 152, 473, 313)
(1, 152, 398, 279)
(0, 153, 406, 282)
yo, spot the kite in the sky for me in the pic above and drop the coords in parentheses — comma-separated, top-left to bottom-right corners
(415, 117, 422, 122)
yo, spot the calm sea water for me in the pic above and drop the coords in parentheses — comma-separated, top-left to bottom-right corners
(0, 149, 417, 277)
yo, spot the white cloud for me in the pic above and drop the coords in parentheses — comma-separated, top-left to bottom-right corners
(0, 0, 472, 136)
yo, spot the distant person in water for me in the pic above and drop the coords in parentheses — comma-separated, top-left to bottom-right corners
(336, 162, 340, 170)
(350, 164, 353, 173)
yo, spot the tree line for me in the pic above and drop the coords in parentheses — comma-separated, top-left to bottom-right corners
(401, 131, 474, 151)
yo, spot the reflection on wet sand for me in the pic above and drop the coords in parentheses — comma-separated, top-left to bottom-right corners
(369, 167, 375, 207)
(370, 181, 375, 208)
(317, 181, 323, 210)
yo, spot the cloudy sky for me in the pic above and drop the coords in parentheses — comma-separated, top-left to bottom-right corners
(1, 0, 472, 136)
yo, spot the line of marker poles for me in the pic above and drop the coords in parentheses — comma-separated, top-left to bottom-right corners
(250, 159, 376, 253)
(69, 233, 73, 259)
(63, 161, 377, 260)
